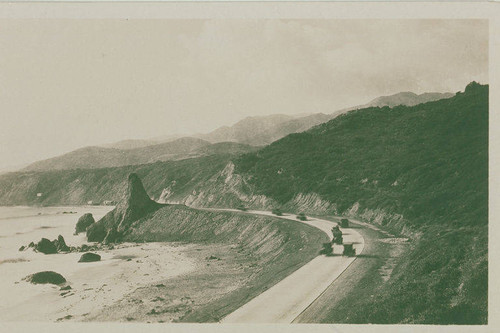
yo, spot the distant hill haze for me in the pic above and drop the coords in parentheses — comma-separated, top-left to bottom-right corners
(98, 90, 455, 150)
(333, 91, 455, 116)
(196, 113, 334, 146)
(22, 89, 453, 172)
(23, 138, 258, 172)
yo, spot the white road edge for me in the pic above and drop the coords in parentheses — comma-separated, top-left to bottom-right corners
(208, 209, 365, 323)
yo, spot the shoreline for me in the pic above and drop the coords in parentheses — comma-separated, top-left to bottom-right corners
(0, 205, 328, 323)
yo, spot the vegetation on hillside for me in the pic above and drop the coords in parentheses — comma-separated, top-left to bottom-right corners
(236, 82, 487, 231)
(235, 82, 488, 324)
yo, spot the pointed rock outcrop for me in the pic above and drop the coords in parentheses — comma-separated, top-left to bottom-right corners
(86, 173, 162, 243)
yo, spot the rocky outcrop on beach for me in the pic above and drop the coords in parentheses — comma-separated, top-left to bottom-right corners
(20, 235, 93, 254)
(87, 173, 162, 243)
(75, 213, 95, 234)
(31, 235, 70, 254)
(55, 235, 70, 252)
(23, 271, 66, 285)
(34, 238, 57, 254)
(78, 252, 101, 263)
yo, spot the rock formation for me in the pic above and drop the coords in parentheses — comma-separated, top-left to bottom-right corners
(23, 271, 66, 285)
(35, 238, 57, 254)
(75, 213, 95, 234)
(55, 235, 70, 252)
(23, 235, 70, 254)
(78, 252, 101, 263)
(86, 173, 162, 243)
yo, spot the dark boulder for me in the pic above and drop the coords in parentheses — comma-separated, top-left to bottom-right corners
(87, 173, 161, 243)
(35, 238, 57, 254)
(75, 213, 95, 234)
(54, 235, 70, 252)
(24, 271, 66, 285)
(78, 252, 101, 263)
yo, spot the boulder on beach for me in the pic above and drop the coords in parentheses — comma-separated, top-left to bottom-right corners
(54, 235, 70, 252)
(87, 173, 162, 243)
(75, 213, 95, 234)
(30, 235, 69, 254)
(24, 271, 66, 285)
(78, 252, 101, 263)
(35, 238, 57, 254)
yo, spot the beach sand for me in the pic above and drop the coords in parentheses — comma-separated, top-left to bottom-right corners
(0, 206, 198, 322)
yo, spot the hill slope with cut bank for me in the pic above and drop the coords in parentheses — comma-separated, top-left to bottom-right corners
(85, 173, 328, 322)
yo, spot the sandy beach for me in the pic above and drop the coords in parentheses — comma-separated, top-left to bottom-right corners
(0, 206, 198, 322)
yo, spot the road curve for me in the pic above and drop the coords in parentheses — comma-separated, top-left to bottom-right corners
(206, 209, 365, 323)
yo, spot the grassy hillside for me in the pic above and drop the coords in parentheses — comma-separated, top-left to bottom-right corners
(235, 82, 488, 324)
(236, 82, 487, 230)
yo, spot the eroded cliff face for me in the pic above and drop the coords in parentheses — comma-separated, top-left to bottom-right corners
(159, 162, 412, 237)
(162, 162, 276, 210)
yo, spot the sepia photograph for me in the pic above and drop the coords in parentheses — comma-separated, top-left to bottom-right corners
(0, 1, 496, 331)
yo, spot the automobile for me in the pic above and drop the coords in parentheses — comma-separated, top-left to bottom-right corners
(272, 208, 283, 216)
(236, 204, 248, 211)
(296, 212, 307, 221)
(343, 243, 356, 256)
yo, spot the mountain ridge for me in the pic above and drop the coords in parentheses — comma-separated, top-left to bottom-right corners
(20, 89, 454, 172)
(22, 138, 256, 172)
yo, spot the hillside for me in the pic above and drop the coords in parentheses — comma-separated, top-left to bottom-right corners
(21, 138, 260, 172)
(234, 82, 488, 323)
(197, 113, 334, 146)
(333, 91, 454, 117)
(235, 83, 485, 229)
(20, 90, 452, 172)
(100, 139, 163, 150)
(0, 155, 233, 206)
(86, 173, 328, 322)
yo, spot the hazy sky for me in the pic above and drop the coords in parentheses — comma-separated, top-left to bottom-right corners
(0, 19, 488, 169)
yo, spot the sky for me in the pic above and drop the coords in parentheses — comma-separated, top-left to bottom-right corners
(0, 19, 488, 170)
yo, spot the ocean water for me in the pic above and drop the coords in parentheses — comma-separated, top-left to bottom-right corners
(0, 206, 113, 258)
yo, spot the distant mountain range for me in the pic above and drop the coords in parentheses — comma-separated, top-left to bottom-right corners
(22, 89, 454, 172)
(196, 113, 334, 146)
(23, 138, 258, 172)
